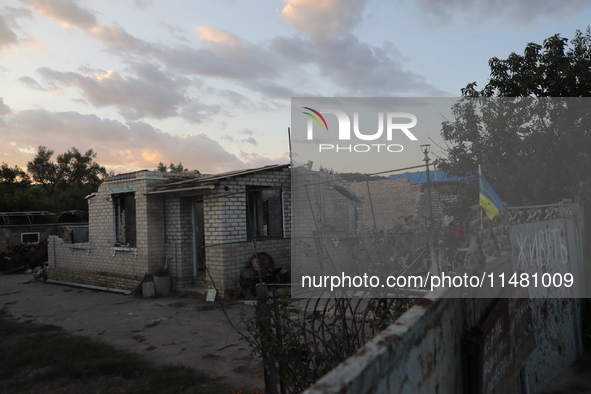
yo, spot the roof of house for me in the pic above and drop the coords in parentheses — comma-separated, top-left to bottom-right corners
(149, 164, 290, 194)
(388, 170, 461, 184)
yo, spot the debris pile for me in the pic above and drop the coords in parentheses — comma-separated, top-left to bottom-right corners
(0, 240, 48, 274)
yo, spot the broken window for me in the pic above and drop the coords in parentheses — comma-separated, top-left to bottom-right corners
(113, 192, 137, 246)
(246, 186, 283, 240)
(21, 232, 40, 244)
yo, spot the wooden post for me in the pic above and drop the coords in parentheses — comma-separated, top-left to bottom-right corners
(256, 283, 278, 394)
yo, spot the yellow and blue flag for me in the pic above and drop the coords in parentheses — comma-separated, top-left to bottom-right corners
(479, 175, 502, 220)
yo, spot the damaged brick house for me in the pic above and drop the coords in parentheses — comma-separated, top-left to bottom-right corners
(47, 164, 291, 297)
(348, 169, 461, 232)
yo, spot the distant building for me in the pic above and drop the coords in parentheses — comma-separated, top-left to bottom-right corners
(348, 170, 461, 232)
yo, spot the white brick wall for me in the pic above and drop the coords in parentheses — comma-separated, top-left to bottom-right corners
(48, 167, 292, 296)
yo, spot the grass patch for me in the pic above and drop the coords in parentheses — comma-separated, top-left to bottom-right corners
(0, 309, 236, 393)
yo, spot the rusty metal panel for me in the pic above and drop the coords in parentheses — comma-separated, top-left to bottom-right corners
(465, 286, 536, 394)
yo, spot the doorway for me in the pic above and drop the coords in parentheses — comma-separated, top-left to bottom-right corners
(191, 196, 206, 277)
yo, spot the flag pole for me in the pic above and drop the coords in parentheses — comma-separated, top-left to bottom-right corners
(479, 165, 483, 229)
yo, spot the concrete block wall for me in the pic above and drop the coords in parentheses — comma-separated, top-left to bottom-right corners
(207, 238, 290, 297)
(47, 236, 140, 289)
(146, 193, 166, 273)
(47, 171, 170, 291)
(305, 290, 466, 394)
(415, 183, 457, 221)
(349, 178, 421, 232)
(305, 291, 581, 394)
(305, 208, 585, 393)
(203, 167, 291, 297)
(291, 169, 364, 282)
(164, 196, 194, 287)
(47, 167, 292, 296)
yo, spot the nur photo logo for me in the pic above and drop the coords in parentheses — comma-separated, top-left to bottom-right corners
(301, 107, 418, 153)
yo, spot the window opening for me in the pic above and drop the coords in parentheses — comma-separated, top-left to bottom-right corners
(246, 186, 283, 240)
(113, 192, 136, 246)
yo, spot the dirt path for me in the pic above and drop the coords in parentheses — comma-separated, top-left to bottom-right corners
(0, 273, 264, 393)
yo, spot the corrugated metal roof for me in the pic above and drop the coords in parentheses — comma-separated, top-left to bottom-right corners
(388, 170, 461, 184)
(152, 164, 290, 192)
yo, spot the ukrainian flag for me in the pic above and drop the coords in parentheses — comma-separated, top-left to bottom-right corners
(479, 175, 502, 220)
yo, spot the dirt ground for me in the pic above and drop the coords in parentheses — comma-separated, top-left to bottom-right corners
(0, 273, 265, 393)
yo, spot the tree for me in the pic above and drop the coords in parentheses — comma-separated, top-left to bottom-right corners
(27, 146, 107, 197)
(438, 28, 591, 213)
(0, 188, 56, 212)
(168, 162, 185, 173)
(0, 163, 36, 212)
(26, 146, 107, 211)
(156, 162, 186, 173)
(470, 28, 591, 98)
(156, 162, 168, 172)
(0, 163, 30, 187)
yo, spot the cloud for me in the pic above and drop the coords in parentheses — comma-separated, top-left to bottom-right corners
(25, 0, 443, 100)
(132, 0, 153, 10)
(0, 15, 18, 49)
(222, 134, 258, 146)
(0, 98, 11, 116)
(275, 1, 444, 95)
(411, 0, 591, 23)
(272, 34, 445, 95)
(37, 63, 197, 121)
(179, 101, 223, 124)
(271, 36, 315, 63)
(240, 151, 285, 168)
(18, 76, 46, 90)
(22, 0, 98, 29)
(0, 6, 32, 52)
(91, 22, 154, 54)
(0, 109, 248, 173)
(88, 23, 282, 81)
(281, 0, 370, 37)
(20, 3, 299, 98)
(244, 79, 302, 99)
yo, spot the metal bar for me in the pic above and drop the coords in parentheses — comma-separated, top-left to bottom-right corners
(146, 184, 215, 194)
(365, 175, 378, 234)
(45, 280, 132, 295)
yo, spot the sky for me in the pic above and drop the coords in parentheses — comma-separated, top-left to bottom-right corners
(1, 0, 590, 175)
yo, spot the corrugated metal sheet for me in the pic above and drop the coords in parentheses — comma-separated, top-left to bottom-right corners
(153, 164, 290, 192)
(388, 170, 461, 184)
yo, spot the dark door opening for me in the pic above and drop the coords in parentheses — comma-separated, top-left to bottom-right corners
(192, 197, 206, 277)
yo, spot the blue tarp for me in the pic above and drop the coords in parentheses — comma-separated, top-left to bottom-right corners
(388, 170, 461, 184)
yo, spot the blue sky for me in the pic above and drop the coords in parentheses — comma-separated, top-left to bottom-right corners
(1, 0, 589, 174)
